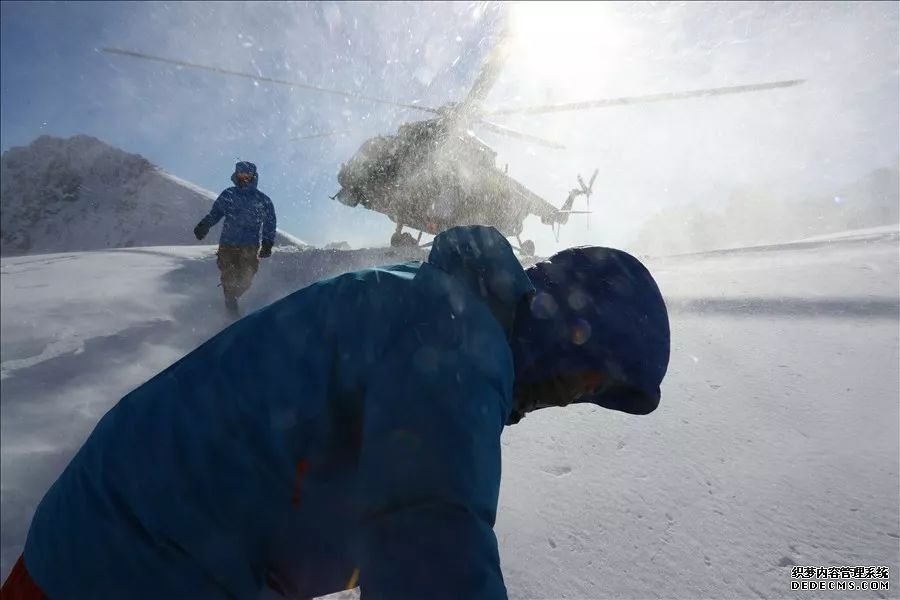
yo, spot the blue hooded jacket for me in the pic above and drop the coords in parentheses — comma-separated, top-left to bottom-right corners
(201, 162, 277, 246)
(511, 246, 670, 418)
(23, 226, 535, 600)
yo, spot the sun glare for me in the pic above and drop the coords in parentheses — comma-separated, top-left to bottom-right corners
(507, 1, 631, 82)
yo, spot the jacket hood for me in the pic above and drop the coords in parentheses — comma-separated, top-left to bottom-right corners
(426, 226, 535, 337)
(231, 161, 259, 189)
(511, 246, 670, 416)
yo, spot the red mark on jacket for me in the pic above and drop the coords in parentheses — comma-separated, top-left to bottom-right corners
(292, 459, 310, 507)
(1, 554, 47, 600)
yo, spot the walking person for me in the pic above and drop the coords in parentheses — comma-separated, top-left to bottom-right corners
(194, 161, 277, 318)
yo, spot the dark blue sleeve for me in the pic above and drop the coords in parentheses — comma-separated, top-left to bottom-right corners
(201, 191, 228, 228)
(261, 195, 276, 245)
(353, 332, 509, 600)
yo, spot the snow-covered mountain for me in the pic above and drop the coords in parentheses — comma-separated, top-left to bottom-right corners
(0, 135, 306, 256)
(1, 227, 897, 598)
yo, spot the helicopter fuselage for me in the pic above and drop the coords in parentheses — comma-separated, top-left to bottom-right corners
(334, 118, 558, 238)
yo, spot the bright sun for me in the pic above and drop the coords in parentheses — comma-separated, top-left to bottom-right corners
(507, 2, 630, 78)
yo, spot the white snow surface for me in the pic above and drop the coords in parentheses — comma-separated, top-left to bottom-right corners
(0, 135, 307, 257)
(1, 228, 898, 599)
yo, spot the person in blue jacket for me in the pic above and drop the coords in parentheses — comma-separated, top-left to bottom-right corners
(194, 161, 277, 318)
(3, 225, 670, 600)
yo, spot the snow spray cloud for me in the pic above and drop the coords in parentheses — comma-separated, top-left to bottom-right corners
(21, 1, 895, 251)
(487, 1, 899, 255)
(98, 1, 506, 248)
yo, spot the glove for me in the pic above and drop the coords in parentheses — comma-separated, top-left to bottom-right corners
(259, 240, 273, 258)
(193, 222, 209, 241)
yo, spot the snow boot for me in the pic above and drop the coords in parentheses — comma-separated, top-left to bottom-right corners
(224, 293, 240, 320)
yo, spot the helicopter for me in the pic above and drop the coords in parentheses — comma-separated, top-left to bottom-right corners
(102, 38, 803, 256)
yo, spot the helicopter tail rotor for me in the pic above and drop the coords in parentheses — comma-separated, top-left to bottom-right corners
(579, 168, 598, 230)
(554, 168, 598, 230)
(578, 168, 598, 198)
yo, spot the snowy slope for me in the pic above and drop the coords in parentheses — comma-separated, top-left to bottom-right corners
(1, 229, 898, 599)
(499, 226, 899, 600)
(0, 135, 307, 256)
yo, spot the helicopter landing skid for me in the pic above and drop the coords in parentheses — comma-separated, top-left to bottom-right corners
(390, 223, 423, 249)
(515, 236, 536, 258)
(389, 224, 535, 257)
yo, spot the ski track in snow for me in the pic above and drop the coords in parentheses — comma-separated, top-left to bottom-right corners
(1, 228, 898, 600)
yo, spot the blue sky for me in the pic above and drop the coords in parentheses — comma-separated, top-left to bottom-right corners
(2, 1, 898, 252)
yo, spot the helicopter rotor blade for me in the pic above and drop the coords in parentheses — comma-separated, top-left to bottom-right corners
(459, 31, 512, 114)
(291, 129, 353, 141)
(482, 79, 805, 117)
(477, 120, 566, 150)
(101, 47, 442, 115)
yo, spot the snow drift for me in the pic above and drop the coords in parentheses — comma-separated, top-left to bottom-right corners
(1, 227, 898, 599)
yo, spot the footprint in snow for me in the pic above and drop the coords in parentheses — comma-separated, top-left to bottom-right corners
(543, 465, 572, 476)
(776, 556, 794, 567)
